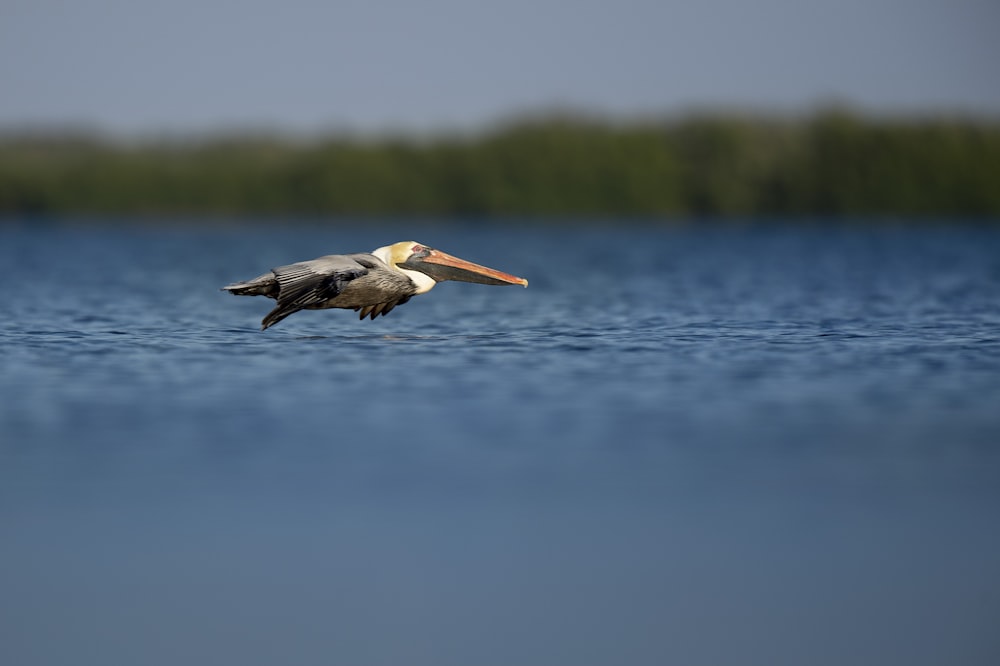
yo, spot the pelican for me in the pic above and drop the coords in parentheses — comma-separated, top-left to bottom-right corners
(222, 241, 528, 329)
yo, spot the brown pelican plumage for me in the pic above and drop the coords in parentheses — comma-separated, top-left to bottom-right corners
(222, 241, 528, 329)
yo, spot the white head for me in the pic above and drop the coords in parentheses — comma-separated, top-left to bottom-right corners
(370, 241, 438, 294)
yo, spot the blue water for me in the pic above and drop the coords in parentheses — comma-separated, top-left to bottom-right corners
(2, 221, 999, 666)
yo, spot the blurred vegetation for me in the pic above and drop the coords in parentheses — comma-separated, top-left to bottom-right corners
(2, 110, 999, 220)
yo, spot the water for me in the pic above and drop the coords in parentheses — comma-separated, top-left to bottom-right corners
(2, 221, 999, 666)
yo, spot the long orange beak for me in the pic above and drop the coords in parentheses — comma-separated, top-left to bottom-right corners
(406, 248, 529, 287)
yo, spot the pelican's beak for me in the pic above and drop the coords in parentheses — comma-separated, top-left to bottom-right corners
(402, 248, 528, 287)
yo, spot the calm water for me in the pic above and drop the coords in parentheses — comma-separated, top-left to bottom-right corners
(2, 221, 999, 666)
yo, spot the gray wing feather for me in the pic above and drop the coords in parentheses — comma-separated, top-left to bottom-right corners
(261, 255, 373, 330)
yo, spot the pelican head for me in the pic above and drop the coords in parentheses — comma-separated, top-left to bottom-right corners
(373, 241, 528, 293)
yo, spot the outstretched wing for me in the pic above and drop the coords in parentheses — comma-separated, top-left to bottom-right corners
(260, 255, 371, 330)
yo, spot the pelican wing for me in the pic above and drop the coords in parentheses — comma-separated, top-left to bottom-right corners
(261, 254, 373, 330)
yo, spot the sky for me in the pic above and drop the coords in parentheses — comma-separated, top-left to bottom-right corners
(1, 0, 998, 135)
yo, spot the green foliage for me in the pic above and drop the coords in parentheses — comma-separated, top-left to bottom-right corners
(2, 111, 999, 219)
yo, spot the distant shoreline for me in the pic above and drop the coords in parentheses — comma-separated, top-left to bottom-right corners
(3, 110, 999, 219)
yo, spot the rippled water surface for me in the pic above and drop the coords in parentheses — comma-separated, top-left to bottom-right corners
(2, 222, 999, 665)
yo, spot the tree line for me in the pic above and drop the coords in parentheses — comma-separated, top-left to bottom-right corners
(2, 110, 999, 219)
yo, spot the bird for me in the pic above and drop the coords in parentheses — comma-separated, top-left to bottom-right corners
(222, 241, 528, 330)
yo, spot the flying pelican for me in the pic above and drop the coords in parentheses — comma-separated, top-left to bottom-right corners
(222, 241, 528, 329)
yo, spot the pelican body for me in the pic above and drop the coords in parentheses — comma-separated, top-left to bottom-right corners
(223, 241, 528, 329)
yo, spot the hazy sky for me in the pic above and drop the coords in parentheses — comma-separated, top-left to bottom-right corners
(2, 0, 998, 134)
